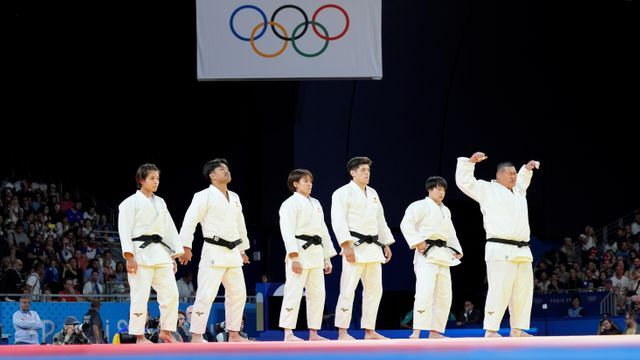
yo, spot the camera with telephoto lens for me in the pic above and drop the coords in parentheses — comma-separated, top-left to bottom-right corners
(75, 322, 90, 332)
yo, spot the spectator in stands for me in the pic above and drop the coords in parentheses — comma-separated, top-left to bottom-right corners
(43, 259, 61, 292)
(176, 272, 195, 303)
(2, 259, 24, 301)
(73, 249, 88, 272)
(548, 273, 565, 292)
(83, 300, 105, 343)
(567, 295, 586, 317)
(12, 295, 43, 344)
(565, 269, 581, 290)
(82, 270, 103, 295)
(25, 262, 44, 301)
(598, 317, 621, 335)
(112, 262, 127, 293)
(623, 311, 639, 334)
(59, 279, 83, 302)
(52, 316, 90, 344)
(12, 223, 29, 247)
(456, 300, 482, 325)
(83, 259, 104, 284)
(560, 237, 581, 266)
(610, 264, 631, 293)
(62, 258, 81, 285)
(59, 192, 74, 213)
(176, 310, 190, 342)
(100, 251, 116, 271)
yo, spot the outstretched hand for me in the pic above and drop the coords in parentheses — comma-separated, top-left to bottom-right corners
(470, 152, 488, 163)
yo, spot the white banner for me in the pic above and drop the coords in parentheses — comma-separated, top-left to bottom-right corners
(196, 0, 382, 80)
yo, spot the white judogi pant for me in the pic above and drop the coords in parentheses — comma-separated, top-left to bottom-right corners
(483, 260, 533, 331)
(334, 257, 382, 330)
(413, 261, 452, 333)
(279, 262, 326, 330)
(128, 265, 178, 334)
(191, 266, 246, 334)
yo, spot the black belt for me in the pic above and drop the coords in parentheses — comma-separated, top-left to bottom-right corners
(487, 238, 530, 248)
(422, 239, 461, 257)
(132, 234, 175, 253)
(350, 231, 386, 248)
(295, 235, 323, 250)
(204, 235, 242, 250)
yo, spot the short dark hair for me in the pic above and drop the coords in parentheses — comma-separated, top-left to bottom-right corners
(203, 158, 229, 180)
(347, 156, 372, 172)
(497, 162, 515, 173)
(135, 163, 160, 188)
(287, 169, 313, 193)
(425, 176, 447, 192)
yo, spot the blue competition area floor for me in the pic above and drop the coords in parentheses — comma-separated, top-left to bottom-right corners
(1, 336, 638, 360)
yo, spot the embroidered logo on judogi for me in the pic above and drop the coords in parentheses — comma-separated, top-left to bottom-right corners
(133, 312, 143, 317)
(285, 308, 294, 312)
(417, 310, 425, 314)
(488, 311, 495, 315)
(196, 311, 205, 316)
(340, 308, 350, 312)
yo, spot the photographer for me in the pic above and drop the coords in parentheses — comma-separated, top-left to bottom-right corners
(53, 316, 90, 345)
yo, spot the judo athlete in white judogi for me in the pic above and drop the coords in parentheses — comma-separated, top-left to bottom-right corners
(456, 152, 540, 337)
(278, 169, 338, 341)
(400, 176, 463, 339)
(332, 157, 394, 340)
(118, 163, 184, 344)
(178, 158, 251, 343)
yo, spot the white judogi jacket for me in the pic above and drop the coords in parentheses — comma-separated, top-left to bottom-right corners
(331, 181, 395, 263)
(279, 192, 337, 269)
(400, 197, 463, 266)
(118, 191, 183, 266)
(179, 185, 250, 268)
(455, 157, 533, 262)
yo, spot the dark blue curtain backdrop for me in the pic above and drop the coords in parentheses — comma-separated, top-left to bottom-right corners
(6, 0, 637, 327)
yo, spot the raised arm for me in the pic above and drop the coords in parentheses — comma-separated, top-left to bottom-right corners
(516, 160, 538, 192)
(455, 152, 488, 202)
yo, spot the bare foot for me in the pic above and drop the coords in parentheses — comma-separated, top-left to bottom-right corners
(337, 329, 355, 340)
(364, 330, 388, 340)
(158, 330, 178, 343)
(190, 334, 208, 343)
(409, 330, 421, 339)
(510, 329, 533, 337)
(309, 333, 329, 341)
(428, 331, 448, 339)
(136, 335, 153, 344)
(229, 332, 252, 342)
(284, 333, 304, 341)
(484, 330, 502, 338)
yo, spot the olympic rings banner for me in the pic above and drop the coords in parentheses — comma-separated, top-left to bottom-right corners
(196, 0, 382, 80)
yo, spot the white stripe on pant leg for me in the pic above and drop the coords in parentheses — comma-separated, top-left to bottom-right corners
(334, 257, 365, 329)
(305, 267, 326, 330)
(360, 262, 382, 330)
(190, 266, 225, 334)
(278, 263, 309, 329)
(151, 265, 179, 332)
(509, 262, 533, 330)
(128, 265, 154, 335)
(483, 260, 517, 331)
(413, 261, 438, 331)
(221, 266, 247, 332)
(432, 265, 452, 334)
